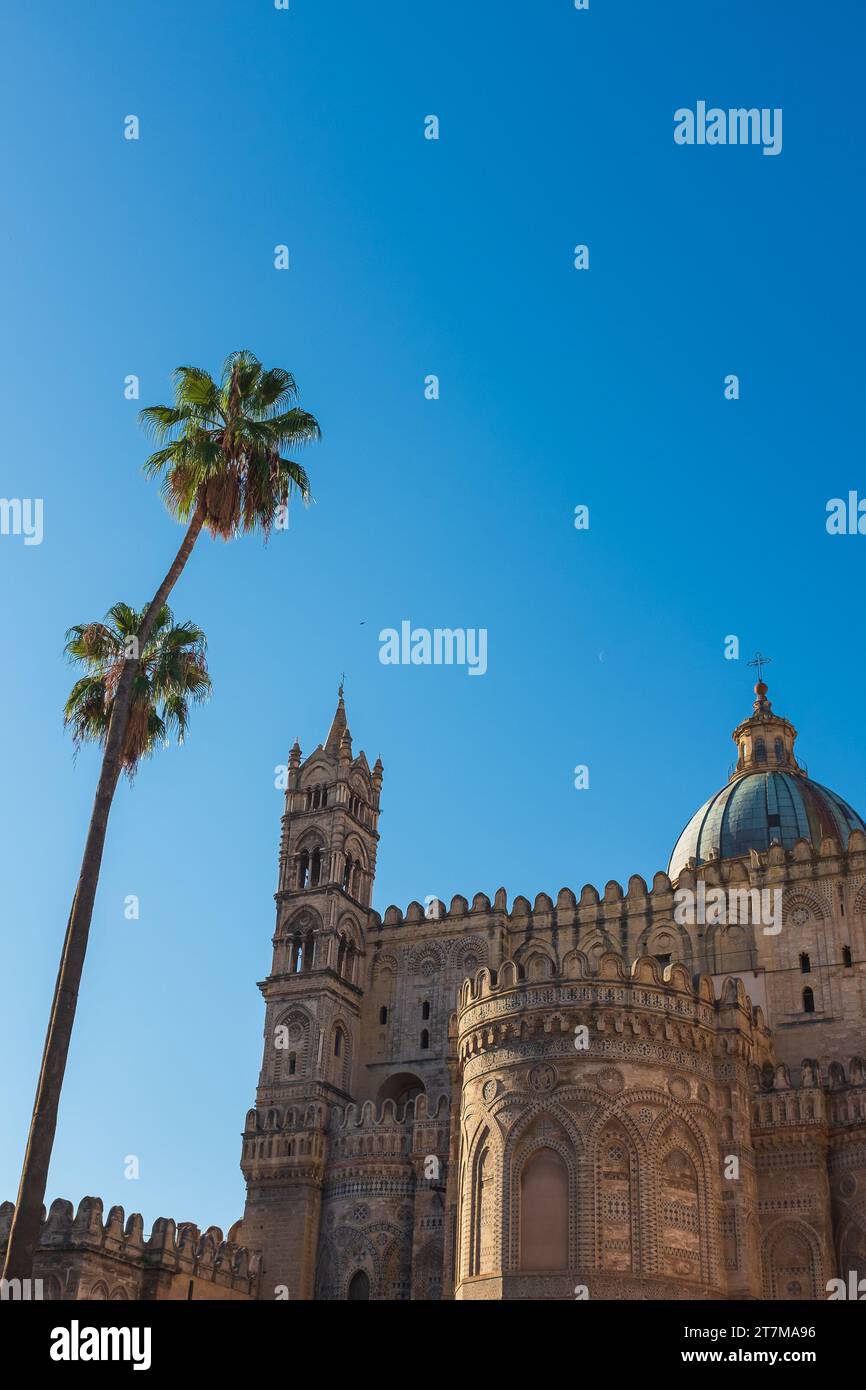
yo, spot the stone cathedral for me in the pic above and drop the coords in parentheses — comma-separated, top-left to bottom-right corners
(237, 679, 866, 1301)
(5, 678, 866, 1301)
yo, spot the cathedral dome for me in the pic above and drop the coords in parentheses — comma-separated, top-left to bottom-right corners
(668, 676, 866, 880)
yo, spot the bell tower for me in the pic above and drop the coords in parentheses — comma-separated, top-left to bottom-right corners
(240, 686, 383, 1298)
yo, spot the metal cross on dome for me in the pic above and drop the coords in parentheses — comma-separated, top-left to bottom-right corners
(747, 651, 773, 682)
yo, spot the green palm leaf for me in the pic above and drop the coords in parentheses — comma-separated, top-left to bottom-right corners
(139, 349, 320, 539)
(63, 603, 211, 776)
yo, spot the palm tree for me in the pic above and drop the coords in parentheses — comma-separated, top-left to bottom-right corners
(3, 352, 319, 1280)
(63, 603, 211, 771)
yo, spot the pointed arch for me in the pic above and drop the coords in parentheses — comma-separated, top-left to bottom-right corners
(636, 920, 694, 973)
(271, 1008, 312, 1083)
(347, 1269, 370, 1300)
(578, 930, 617, 970)
(762, 1218, 823, 1300)
(519, 1146, 569, 1270)
(513, 939, 557, 977)
(652, 1114, 712, 1286)
(331, 1022, 352, 1092)
(595, 1118, 637, 1273)
(468, 1131, 496, 1277)
(502, 1104, 582, 1274)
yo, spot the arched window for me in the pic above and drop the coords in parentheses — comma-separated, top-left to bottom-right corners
(843, 944, 853, 967)
(420, 1030, 430, 1050)
(311, 849, 321, 887)
(800, 952, 811, 974)
(470, 1144, 493, 1276)
(292, 938, 303, 973)
(288, 1053, 297, 1076)
(379, 1006, 388, 1025)
(333, 1026, 351, 1091)
(421, 1001, 430, 1020)
(347, 1270, 370, 1301)
(520, 1147, 568, 1271)
(774, 737, 784, 762)
(755, 737, 767, 764)
(803, 986, 815, 1013)
(342, 857, 353, 892)
(297, 851, 309, 889)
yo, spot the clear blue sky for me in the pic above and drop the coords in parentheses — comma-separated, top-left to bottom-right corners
(2, 1, 865, 1235)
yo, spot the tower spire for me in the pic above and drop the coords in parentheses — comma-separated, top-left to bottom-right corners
(324, 679, 350, 753)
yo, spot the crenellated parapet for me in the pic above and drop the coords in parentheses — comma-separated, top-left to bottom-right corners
(455, 950, 772, 1083)
(330, 1090, 449, 1133)
(373, 824, 866, 941)
(240, 1101, 328, 1186)
(749, 1057, 866, 1132)
(0, 1196, 260, 1301)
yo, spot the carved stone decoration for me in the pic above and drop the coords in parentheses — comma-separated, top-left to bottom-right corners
(528, 1063, 558, 1093)
(596, 1067, 625, 1095)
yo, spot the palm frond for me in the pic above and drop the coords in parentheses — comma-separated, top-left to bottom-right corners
(63, 602, 211, 777)
(141, 353, 319, 535)
(138, 405, 193, 441)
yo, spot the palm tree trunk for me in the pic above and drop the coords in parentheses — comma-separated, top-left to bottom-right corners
(2, 502, 206, 1281)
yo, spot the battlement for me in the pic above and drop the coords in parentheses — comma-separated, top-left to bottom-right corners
(330, 1091, 449, 1133)
(372, 828, 866, 931)
(749, 1057, 866, 1131)
(458, 948, 763, 1017)
(0, 1196, 260, 1298)
(452, 951, 776, 1077)
(245, 1102, 327, 1135)
(752, 1057, 866, 1092)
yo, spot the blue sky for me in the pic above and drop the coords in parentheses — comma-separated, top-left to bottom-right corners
(1, 0, 865, 1234)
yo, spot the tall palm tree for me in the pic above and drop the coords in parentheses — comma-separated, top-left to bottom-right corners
(3, 352, 319, 1280)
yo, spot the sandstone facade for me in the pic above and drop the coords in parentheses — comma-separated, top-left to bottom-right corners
(239, 684, 866, 1300)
